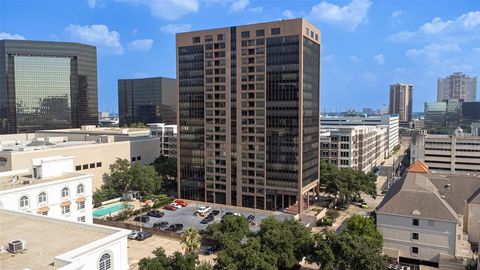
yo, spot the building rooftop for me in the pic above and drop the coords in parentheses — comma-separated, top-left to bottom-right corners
(0, 171, 86, 192)
(37, 125, 150, 137)
(0, 137, 97, 153)
(0, 209, 123, 269)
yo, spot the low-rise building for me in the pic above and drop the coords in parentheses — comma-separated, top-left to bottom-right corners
(411, 128, 480, 174)
(320, 125, 388, 172)
(0, 126, 161, 190)
(0, 209, 129, 269)
(320, 114, 399, 155)
(148, 123, 177, 157)
(0, 156, 93, 223)
(377, 161, 479, 269)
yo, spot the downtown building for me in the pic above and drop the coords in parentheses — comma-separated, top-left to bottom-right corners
(177, 19, 320, 213)
(437, 72, 477, 102)
(389, 83, 413, 125)
(118, 77, 177, 126)
(0, 40, 98, 134)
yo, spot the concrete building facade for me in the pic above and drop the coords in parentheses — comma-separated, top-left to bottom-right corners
(118, 77, 177, 126)
(437, 72, 477, 102)
(0, 40, 98, 134)
(320, 125, 388, 172)
(149, 123, 177, 157)
(0, 156, 93, 223)
(177, 19, 320, 213)
(320, 114, 399, 155)
(389, 83, 413, 124)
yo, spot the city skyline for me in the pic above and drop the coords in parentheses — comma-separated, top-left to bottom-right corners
(1, 0, 479, 112)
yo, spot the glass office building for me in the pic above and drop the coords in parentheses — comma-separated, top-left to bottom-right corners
(0, 40, 98, 134)
(176, 19, 321, 213)
(118, 77, 176, 126)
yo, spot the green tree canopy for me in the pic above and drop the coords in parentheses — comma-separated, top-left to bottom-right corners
(206, 215, 250, 248)
(129, 163, 161, 194)
(139, 248, 212, 270)
(152, 155, 177, 180)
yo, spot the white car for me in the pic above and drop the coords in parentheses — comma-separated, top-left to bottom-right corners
(233, 212, 242, 217)
(128, 230, 141, 240)
(170, 203, 183, 209)
(197, 206, 211, 214)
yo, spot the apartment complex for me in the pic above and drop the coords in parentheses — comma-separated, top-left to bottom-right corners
(320, 114, 399, 155)
(411, 129, 480, 174)
(118, 77, 177, 126)
(0, 209, 129, 269)
(177, 19, 320, 212)
(437, 72, 477, 102)
(0, 156, 93, 223)
(377, 162, 478, 269)
(320, 126, 388, 172)
(389, 83, 413, 124)
(0, 40, 98, 134)
(149, 123, 177, 156)
(0, 126, 161, 190)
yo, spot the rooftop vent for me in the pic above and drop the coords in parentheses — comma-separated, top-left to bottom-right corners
(444, 184, 451, 189)
(8, 240, 26, 254)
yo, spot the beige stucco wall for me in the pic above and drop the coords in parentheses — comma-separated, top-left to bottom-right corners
(0, 138, 160, 190)
(467, 204, 480, 244)
(377, 213, 458, 262)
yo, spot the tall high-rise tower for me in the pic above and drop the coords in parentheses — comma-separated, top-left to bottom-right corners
(176, 19, 320, 213)
(389, 83, 413, 124)
(437, 72, 477, 102)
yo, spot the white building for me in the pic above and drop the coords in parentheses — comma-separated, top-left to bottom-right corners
(320, 114, 399, 155)
(320, 125, 388, 172)
(0, 156, 93, 223)
(377, 161, 477, 269)
(0, 209, 129, 270)
(148, 123, 177, 157)
(437, 72, 477, 102)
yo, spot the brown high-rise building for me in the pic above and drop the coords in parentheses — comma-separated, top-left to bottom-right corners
(176, 19, 320, 213)
(389, 83, 413, 123)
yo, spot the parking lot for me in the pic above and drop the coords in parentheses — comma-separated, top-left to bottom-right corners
(131, 202, 293, 233)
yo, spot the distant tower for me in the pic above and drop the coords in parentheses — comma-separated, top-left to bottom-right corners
(437, 72, 477, 102)
(389, 83, 413, 124)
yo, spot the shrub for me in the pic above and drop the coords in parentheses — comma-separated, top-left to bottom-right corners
(326, 209, 340, 219)
(317, 217, 333, 227)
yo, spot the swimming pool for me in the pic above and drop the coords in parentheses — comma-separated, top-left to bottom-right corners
(93, 202, 133, 218)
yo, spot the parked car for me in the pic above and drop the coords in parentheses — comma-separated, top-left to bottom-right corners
(128, 230, 141, 240)
(134, 215, 150, 223)
(200, 215, 215, 224)
(360, 203, 368, 209)
(222, 212, 233, 220)
(147, 210, 165, 218)
(247, 215, 256, 224)
(136, 231, 153, 241)
(165, 223, 184, 232)
(233, 212, 242, 217)
(211, 210, 220, 216)
(164, 204, 177, 211)
(170, 203, 183, 209)
(153, 221, 169, 229)
(204, 245, 220, 255)
(174, 199, 188, 207)
(196, 206, 211, 215)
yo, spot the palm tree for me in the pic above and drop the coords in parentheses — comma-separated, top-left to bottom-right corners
(181, 227, 201, 254)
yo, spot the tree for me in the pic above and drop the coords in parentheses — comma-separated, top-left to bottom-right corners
(206, 215, 250, 248)
(215, 237, 277, 270)
(152, 155, 177, 180)
(139, 248, 210, 270)
(342, 214, 383, 249)
(128, 122, 148, 128)
(181, 228, 202, 254)
(104, 158, 132, 195)
(307, 232, 336, 270)
(129, 163, 161, 194)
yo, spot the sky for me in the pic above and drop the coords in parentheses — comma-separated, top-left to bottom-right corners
(1, 0, 480, 113)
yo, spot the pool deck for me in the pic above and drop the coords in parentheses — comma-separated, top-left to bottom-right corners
(93, 200, 141, 218)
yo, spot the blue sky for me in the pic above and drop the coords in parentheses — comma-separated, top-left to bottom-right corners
(1, 0, 479, 113)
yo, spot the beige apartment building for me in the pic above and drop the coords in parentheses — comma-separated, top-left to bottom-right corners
(177, 19, 320, 213)
(0, 126, 160, 190)
(320, 126, 388, 172)
(411, 128, 480, 174)
(389, 83, 413, 124)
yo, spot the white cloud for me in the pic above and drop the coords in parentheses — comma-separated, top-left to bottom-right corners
(118, 0, 199, 20)
(65, 24, 123, 54)
(0, 32, 25, 40)
(229, 0, 249, 13)
(308, 0, 372, 31)
(374, 54, 384, 65)
(160, 24, 192, 34)
(129, 39, 153, 52)
(248, 6, 263, 12)
(391, 10, 404, 18)
(87, 0, 96, 8)
(406, 42, 461, 58)
(282, 10, 295, 19)
(390, 10, 480, 42)
(349, 55, 362, 63)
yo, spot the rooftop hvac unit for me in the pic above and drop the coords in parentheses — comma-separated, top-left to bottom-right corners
(8, 240, 26, 254)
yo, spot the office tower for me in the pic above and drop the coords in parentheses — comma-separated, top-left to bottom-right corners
(389, 83, 413, 123)
(118, 77, 176, 126)
(0, 40, 98, 134)
(437, 72, 477, 102)
(177, 19, 320, 213)
(462, 102, 480, 131)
